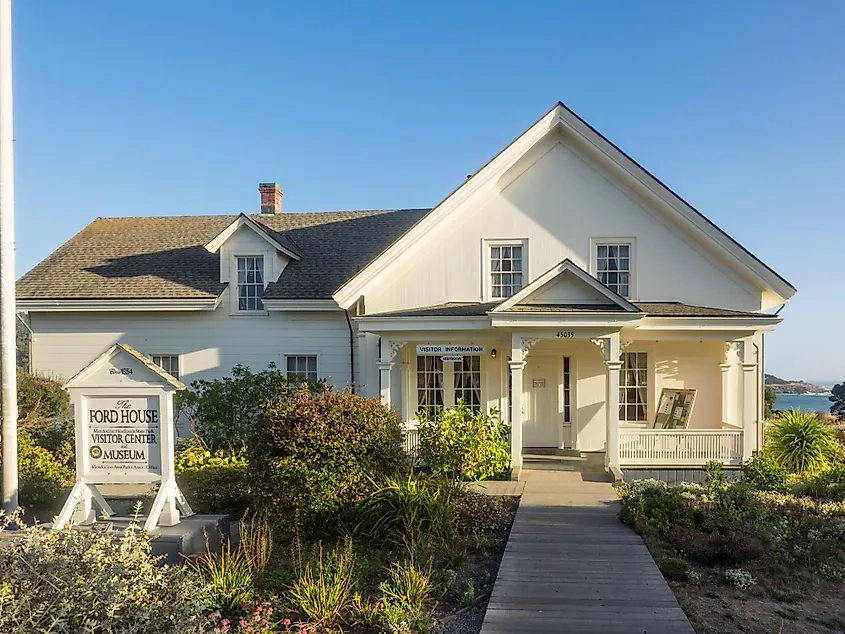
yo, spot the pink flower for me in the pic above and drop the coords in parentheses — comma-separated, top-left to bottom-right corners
(282, 618, 291, 626)
(266, 608, 273, 616)
(261, 619, 268, 625)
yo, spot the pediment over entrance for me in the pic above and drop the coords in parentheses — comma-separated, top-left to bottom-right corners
(493, 259, 639, 313)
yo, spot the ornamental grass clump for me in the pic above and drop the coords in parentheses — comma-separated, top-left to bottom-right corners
(767, 409, 838, 475)
(0, 510, 207, 634)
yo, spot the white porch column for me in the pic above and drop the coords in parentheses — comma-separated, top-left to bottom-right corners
(399, 362, 411, 423)
(508, 358, 525, 475)
(357, 331, 369, 397)
(720, 344, 732, 427)
(592, 334, 621, 475)
(378, 340, 406, 413)
(734, 339, 757, 460)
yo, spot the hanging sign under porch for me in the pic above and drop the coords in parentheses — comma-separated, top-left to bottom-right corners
(53, 344, 194, 532)
(417, 344, 485, 355)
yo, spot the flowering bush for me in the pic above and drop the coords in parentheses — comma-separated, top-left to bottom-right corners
(0, 512, 209, 634)
(249, 386, 405, 525)
(417, 401, 510, 481)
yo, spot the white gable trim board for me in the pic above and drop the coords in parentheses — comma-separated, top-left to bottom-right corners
(19, 102, 794, 480)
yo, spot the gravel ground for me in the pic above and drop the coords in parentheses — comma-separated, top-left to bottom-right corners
(437, 605, 487, 634)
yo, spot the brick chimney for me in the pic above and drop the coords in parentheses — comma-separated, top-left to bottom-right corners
(258, 182, 283, 214)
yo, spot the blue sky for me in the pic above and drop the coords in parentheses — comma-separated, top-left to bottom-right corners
(12, 1, 845, 383)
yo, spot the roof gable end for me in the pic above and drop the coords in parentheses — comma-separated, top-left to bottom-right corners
(205, 214, 302, 260)
(493, 259, 639, 313)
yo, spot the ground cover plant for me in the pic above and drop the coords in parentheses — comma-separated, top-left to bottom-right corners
(619, 412, 845, 634)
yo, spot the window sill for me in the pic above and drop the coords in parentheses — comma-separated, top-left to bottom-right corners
(230, 311, 269, 318)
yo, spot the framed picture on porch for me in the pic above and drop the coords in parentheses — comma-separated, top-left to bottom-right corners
(652, 388, 697, 430)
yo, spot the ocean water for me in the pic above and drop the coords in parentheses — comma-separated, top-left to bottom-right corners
(774, 393, 832, 414)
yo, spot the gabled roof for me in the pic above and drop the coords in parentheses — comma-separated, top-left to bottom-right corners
(205, 213, 303, 260)
(64, 343, 186, 390)
(334, 101, 796, 307)
(362, 301, 779, 319)
(492, 258, 639, 313)
(17, 209, 429, 302)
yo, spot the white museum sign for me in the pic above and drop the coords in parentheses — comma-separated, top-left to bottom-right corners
(53, 344, 193, 531)
(416, 344, 486, 355)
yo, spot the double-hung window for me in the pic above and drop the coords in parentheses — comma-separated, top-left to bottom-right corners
(416, 355, 483, 419)
(237, 256, 265, 312)
(490, 244, 524, 299)
(151, 355, 179, 380)
(286, 355, 318, 383)
(596, 244, 631, 298)
(620, 351, 648, 422)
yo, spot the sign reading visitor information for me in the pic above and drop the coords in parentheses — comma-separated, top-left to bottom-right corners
(54, 344, 193, 532)
(417, 344, 486, 355)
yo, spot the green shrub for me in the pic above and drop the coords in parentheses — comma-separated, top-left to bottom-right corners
(417, 401, 510, 481)
(178, 363, 321, 449)
(13, 429, 73, 510)
(0, 513, 208, 633)
(287, 539, 357, 631)
(617, 479, 696, 530)
(16, 371, 70, 424)
(175, 438, 250, 515)
(249, 386, 406, 526)
(356, 473, 458, 546)
(453, 490, 512, 535)
(742, 452, 791, 491)
(190, 536, 255, 614)
(768, 409, 837, 474)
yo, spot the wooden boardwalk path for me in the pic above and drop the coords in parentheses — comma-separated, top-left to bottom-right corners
(479, 456, 695, 634)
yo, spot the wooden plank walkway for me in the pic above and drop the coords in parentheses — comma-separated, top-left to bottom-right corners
(479, 458, 694, 634)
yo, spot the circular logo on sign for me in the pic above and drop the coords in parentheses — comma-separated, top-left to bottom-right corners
(89, 445, 103, 459)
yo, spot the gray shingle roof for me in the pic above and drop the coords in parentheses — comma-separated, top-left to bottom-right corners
(17, 209, 429, 301)
(365, 301, 775, 318)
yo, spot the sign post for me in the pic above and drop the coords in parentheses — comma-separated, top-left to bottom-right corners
(53, 344, 193, 531)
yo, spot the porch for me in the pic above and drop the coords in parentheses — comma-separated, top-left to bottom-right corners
(378, 329, 759, 477)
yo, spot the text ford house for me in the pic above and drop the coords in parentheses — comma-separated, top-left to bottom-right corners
(17, 103, 795, 480)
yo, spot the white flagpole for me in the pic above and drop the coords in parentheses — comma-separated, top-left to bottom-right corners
(0, 0, 17, 515)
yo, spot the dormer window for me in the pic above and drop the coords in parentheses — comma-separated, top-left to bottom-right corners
(237, 256, 265, 311)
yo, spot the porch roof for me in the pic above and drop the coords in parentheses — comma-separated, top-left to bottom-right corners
(365, 301, 778, 319)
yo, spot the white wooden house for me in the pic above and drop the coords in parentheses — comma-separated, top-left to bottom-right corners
(18, 103, 795, 480)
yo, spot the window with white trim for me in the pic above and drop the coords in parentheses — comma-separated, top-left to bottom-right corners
(286, 355, 318, 383)
(619, 352, 647, 422)
(417, 356, 444, 419)
(151, 355, 179, 380)
(563, 356, 571, 424)
(454, 356, 482, 411)
(490, 244, 524, 299)
(237, 256, 265, 311)
(596, 244, 631, 298)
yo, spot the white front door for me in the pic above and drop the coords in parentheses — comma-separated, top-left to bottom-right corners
(523, 355, 559, 447)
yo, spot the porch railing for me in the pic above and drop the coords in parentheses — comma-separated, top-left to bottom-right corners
(619, 429, 743, 466)
(403, 426, 421, 459)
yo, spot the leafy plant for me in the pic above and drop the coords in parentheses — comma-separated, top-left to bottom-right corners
(0, 511, 208, 633)
(742, 452, 791, 491)
(13, 429, 73, 510)
(472, 533, 490, 550)
(175, 436, 250, 515)
(16, 371, 70, 425)
(453, 490, 512, 535)
(286, 539, 358, 631)
(458, 583, 475, 607)
(768, 409, 837, 474)
(356, 473, 458, 546)
(249, 386, 406, 527)
(418, 401, 510, 481)
(725, 568, 757, 590)
(350, 592, 383, 628)
(178, 362, 321, 448)
(189, 536, 255, 614)
(379, 557, 439, 633)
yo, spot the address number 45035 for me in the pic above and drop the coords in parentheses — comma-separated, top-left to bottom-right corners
(556, 331, 575, 338)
